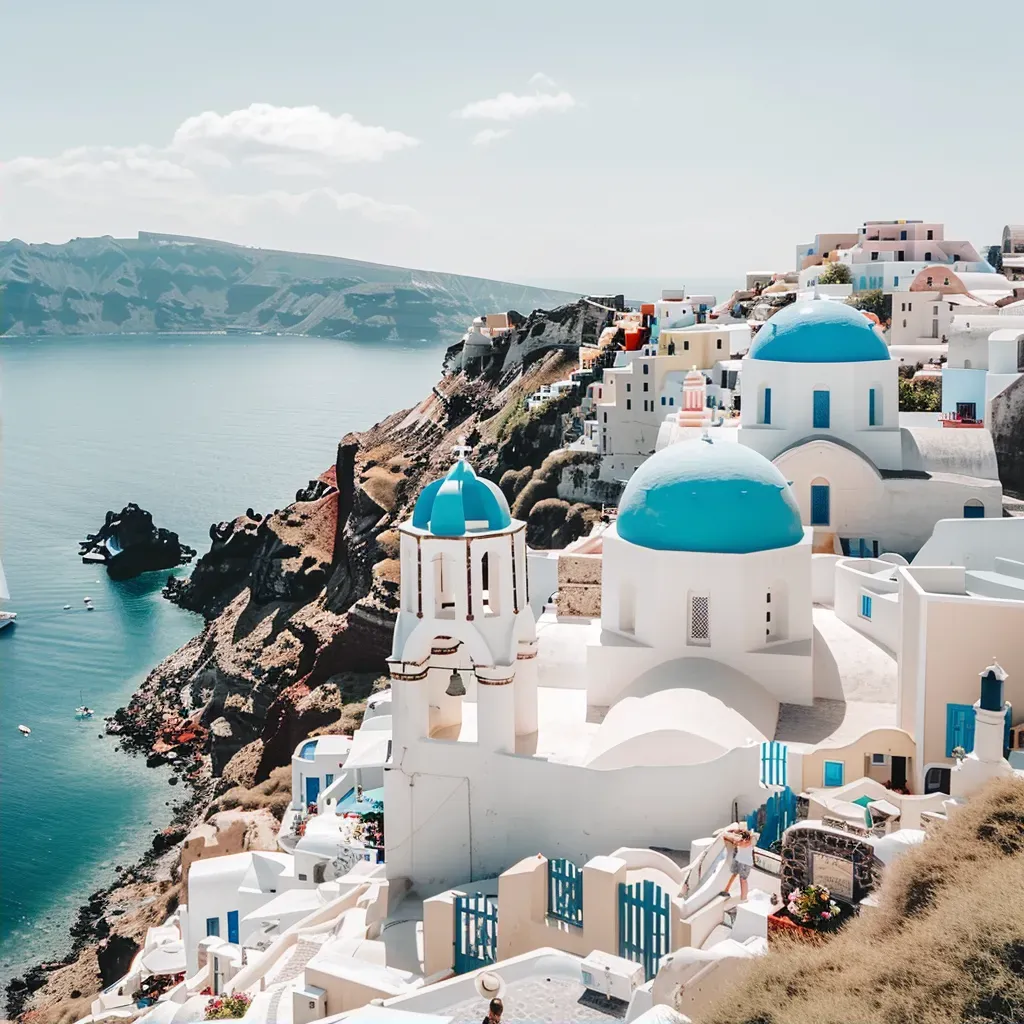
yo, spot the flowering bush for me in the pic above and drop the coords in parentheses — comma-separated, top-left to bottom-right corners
(786, 884, 842, 929)
(204, 993, 252, 1019)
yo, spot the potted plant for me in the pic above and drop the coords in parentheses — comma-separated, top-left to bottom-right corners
(768, 884, 844, 942)
(204, 993, 252, 1019)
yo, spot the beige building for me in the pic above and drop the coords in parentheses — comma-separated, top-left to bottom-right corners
(657, 323, 751, 367)
(897, 562, 1024, 794)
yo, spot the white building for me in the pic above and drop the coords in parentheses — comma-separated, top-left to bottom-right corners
(291, 735, 353, 811)
(942, 314, 1024, 422)
(380, 439, 902, 894)
(737, 298, 1002, 556)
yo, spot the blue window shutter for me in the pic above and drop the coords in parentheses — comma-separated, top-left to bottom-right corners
(325, 773, 334, 788)
(861, 594, 872, 619)
(764, 387, 772, 425)
(227, 910, 239, 945)
(759, 741, 788, 787)
(869, 388, 876, 426)
(1004, 704, 1013, 752)
(823, 761, 844, 787)
(206, 917, 220, 938)
(813, 390, 830, 429)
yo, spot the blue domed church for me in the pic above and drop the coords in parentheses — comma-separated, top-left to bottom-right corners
(737, 298, 1001, 556)
(597, 437, 815, 708)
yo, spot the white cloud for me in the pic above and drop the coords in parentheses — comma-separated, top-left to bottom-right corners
(454, 76, 577, 121)
(172, 103, 419, 167)
(471, 128, 512, 147)
(0, 104, 423, 242)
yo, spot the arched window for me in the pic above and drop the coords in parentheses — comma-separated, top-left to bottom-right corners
(480, 551, 502, 616)
(963, 499, 984, 519)
(810, 478, 830, 526)
(432, 553, 458, 616)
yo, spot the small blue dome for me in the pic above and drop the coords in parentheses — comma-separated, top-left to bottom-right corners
(412, 460, 511, 536)
(748, 299, 889, 362)
(617, 440, 803, 554)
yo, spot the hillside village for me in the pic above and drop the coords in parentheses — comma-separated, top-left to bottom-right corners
(12, 219, 1024, 1024)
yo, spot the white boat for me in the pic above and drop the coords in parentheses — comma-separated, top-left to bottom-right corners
(75, 707, 95, 720)
(0, 559, 15, 630)
(18, 725, 30, 735)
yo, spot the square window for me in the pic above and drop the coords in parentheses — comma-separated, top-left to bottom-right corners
(871, 753, 887, 766)
(823, 760, 845, 787)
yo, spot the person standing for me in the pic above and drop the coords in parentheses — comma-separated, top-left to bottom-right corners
(719, 827, 755, 900)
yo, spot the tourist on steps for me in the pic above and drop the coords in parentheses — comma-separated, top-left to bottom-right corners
(482, 996, 503, 1024)
(719, 827, 755, 900)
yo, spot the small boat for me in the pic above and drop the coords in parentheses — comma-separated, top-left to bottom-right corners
(18, 725, 31, 735)
(86, 604, 95, 611)
(0, 559, 15, 631)
(75, 707, 95, 720)
(83, 596, 93, 604)
(63, 604, 71, 610)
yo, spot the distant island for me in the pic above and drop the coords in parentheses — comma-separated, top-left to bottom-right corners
(0, 231, 578, 339)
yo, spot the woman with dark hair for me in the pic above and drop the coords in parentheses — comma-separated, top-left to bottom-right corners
(482, 996, 503, 1023)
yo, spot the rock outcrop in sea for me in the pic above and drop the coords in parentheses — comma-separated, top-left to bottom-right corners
(79, 504, 197, 580)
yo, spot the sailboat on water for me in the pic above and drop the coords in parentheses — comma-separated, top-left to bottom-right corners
(76, 690, 95, 720)
(0, 558, 16, 631)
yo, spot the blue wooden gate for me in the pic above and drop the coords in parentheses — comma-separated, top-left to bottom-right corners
(548, 858, 583, 926)
(454, 893, 497, 974)
(618, 879, 670, 980)
(746, 785, 798, 850)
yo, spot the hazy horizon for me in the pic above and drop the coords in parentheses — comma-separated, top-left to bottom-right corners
(2, 1, 1021, 284)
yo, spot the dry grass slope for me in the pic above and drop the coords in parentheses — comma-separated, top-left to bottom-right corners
(699, 777, 1024, 1024)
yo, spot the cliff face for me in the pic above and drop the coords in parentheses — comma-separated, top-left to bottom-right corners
(116, 299, 603, 782)
(0, 232, 578, 338)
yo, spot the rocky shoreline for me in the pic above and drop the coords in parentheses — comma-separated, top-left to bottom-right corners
(5, 298, 617, 1023)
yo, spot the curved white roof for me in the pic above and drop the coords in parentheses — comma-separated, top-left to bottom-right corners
(583, 689, 766, 770)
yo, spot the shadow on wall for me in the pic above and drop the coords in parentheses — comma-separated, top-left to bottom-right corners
(810, 624, 844, 703)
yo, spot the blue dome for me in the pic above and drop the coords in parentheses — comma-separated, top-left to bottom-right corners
(412, 459, 511, 536)
(748, 299, 889, 362)
(616, 440, 803, 554)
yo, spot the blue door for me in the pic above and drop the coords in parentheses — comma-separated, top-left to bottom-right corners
(945, 703, 975, 755)
(227, 910, 239, 945)
(305, 776, 320, 806)
(811, 484, 830, 526)
(813, 390, 831, 429)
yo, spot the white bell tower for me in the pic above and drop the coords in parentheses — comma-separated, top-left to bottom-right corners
(388, 444, 538, 755)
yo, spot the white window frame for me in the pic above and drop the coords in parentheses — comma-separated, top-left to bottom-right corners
(870, 753, 887, 766)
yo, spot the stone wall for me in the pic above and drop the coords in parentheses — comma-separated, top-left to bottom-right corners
(556, 553, 602, 617)
(780, 822, 883, 904)
(990, 372, 1024, 498)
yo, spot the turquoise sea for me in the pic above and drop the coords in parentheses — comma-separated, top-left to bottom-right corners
(0, 333, 445, 986)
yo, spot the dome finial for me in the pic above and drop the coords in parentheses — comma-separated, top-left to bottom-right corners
(451, 435, 473, 463)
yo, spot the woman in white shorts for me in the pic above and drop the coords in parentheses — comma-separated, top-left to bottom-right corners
(720, 827, 755, 900)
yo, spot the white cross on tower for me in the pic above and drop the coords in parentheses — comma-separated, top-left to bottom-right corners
(452, 436, 473, 461)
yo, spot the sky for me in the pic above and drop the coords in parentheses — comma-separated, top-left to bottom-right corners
(1, 0, 1021, 289)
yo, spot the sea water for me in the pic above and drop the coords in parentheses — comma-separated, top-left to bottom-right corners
(0, 333, 445, 985)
